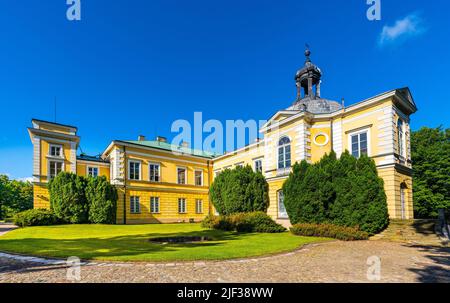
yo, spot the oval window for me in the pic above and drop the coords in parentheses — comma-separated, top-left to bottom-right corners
(314, 133, 329, 146)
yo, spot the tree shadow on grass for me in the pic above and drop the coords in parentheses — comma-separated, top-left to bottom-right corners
(0, 230, 256, 274)
(406, 244, 450, 283)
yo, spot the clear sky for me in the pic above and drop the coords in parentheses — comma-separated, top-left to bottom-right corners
(0, 0, 449, 180)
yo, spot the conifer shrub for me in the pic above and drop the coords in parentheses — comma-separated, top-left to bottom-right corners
(49, 172, 89, 224)
(209, 166, 269, 215)
(86, 176, 118, 224)
(283, 151, 389, 235)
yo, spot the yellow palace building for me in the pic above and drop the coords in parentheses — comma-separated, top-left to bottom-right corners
(28, 50, 417, 224)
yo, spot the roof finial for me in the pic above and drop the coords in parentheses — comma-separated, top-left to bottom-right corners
(305, 43, 311, 63)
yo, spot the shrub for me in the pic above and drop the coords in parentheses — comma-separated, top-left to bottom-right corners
(283, 151, 389, 235)
(290, 223, 369, 241)
(85, 176, 118, 224)
(201, 212, 286, 233)
(209, 166, 269, 215)
(13, 209, 59, 227)
(48, 172, 89, 224)
(201, 214, 220, 229)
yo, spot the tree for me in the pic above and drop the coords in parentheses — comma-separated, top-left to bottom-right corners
(85, 176, 118, 224)
(0, 175, 33, 219)
(411, 127, 450, 218)
(283, 151, 389, 235)
(48, 172, 88, 224)
(331, 154, 389, 234)
(210, 166, 269, 215)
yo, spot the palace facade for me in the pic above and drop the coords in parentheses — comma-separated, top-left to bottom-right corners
(28, 50, 417, 224)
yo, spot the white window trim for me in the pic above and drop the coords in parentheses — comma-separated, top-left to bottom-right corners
(130, 196, 141, 214)
(196, 199, 203, 214)
(177, 166, 187, 185)
(397, 119, 405, 158)
(347, 127, 371, 157)
(148, 162, 161, 182)
(254, 159, 263, 173)
(178, 198, 187, 214)
(48, 143, 64, 158)
(86, 166, 99, 177)
(150, 197, 160, 214)
(194, 169, 203, 186)
(47, 160, 64, 180)
(128, 159, 142, 180)
(277, 136, 292, 170)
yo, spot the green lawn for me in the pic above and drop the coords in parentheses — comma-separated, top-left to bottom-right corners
(0, 224, 327, 262)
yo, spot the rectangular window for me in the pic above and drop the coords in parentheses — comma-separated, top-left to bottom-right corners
(49, 161, 63, 179)
(87, 167, 99, 177)
(129, 160, 141, 180)
(350, 132, 368, 158)
(177, 168, 186, 185)
(49, 145, 62, 157)
(254, 159, 263, 173)
(150, 197, 160, 214)
(178, 198, 187, 214)
(194, 170, 203, 186)
(195, 199, 203, 214)
(130, 196, 140, 214)
(149, 163, 160, 182)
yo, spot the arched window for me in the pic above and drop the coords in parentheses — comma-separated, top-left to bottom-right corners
(278, 137, 291, 169)
(398, 120, 404, 157)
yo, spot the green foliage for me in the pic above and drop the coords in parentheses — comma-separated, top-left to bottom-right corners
(48, 172, 88, 224)
(86, 176, 118, 224)
(0, 175, 33, 219)
(201, 212, 286, 233)
(411, 127, 450, 218)
(13, 209, 59, 227)
(283, 151, 389, 235)
(290, 223, 369, 241)
(209, 166, 269, 215)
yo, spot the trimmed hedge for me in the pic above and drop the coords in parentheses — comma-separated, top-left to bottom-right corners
(290, 223, 369, 241)
(86, 176, 118, 224)
(283, 151, 389, 235)
(201, 212, 286, 233)
(209, 166, 269, 215)
(13, 209, 60, 227)
(49, 172, 88, 224)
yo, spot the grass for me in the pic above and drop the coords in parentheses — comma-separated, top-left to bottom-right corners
(0, 224, 328, 262)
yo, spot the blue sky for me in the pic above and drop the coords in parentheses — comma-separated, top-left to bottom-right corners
(0, 0, 449, 180)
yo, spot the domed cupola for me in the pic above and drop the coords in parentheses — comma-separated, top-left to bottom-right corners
(295, 48, 323, 99)
(288, 47, 342, 114)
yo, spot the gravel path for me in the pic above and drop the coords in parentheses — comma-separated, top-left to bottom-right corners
(1, 240, 449, 283)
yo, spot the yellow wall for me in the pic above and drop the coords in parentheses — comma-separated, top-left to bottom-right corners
(116, 188, 210, 224)
(76, 162, 110, 180)
(33, 184, 50, 209)
(39, 140, 74, 183)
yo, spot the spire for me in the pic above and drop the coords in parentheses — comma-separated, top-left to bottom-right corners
(305, 44, 311, 64)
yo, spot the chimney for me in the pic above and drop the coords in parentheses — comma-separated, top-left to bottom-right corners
(138, 135, 146, 141)
(156, 136, 167, 143)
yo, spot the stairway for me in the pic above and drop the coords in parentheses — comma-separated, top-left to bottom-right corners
(371, 219, 445, 246)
